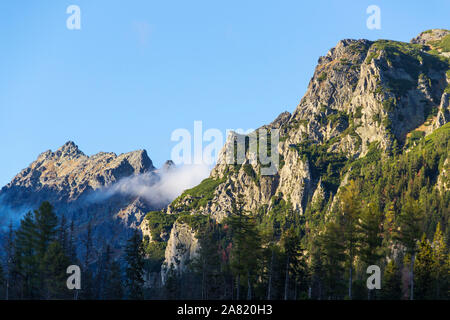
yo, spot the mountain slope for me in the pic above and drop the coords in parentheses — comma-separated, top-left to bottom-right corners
(145, 29, 450, 281)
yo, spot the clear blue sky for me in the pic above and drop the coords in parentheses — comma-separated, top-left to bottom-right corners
(0, 0, 449, 187)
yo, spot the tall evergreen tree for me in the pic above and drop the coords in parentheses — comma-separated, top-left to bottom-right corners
(41, 241, 71, 299)
(34, 202, 58, 259)
(34, 201, 59, 297)
(393, 196, 423, 300)
(431, 222, 448, 299)
(125, 230, 145, 299)
(281, 226, 306, 300)
(14, 211, 38, 298)
(414, 234, 434, 299)
(357, 202, 383, 299)
(319, 221, 346, 299)
(227, 196, 261, 300)
(104, 259, 124, 300)
(192, 220, 223, 299)
(339, 180, 360, 300)
(0, 264, 5, 300)
(380, 260, 402, 300)
(3, 220, 15, 300)
(81, 221, 94, 299)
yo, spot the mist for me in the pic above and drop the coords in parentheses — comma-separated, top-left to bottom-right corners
(0, 195, 33, 231)
(91, 164, 212, 207)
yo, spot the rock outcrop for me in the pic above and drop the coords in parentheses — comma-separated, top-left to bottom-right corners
(161, 221, 200, 283)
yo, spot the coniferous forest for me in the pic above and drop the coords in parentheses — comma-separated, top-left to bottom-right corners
(1, 124, 448, 300)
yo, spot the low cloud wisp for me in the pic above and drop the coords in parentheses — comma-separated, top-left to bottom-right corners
(93, 164, 211, 207)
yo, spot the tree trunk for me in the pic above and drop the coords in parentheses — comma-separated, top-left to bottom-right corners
(284, 256, 289, 300)
(410, 254, 415, 300)
(247, 271, 251, 300)
(267, 250, 274, 300)
(202, 261, 206, 299)
(236, 274, 240, 300)
(348, 265, 352, 300)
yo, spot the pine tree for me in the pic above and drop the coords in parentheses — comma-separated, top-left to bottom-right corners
(81, 221, 94, 299)
(414, 234, 434, 299)
(310, 238, 325, 300)
(380, 260, 402, 300)
(0, 264, 5, 300)
(357, 202, 383, 299)
(125, 230, 145, 299)
(14, 211, 38, 298)
(34, 201, 59, 297)
(102, 246, 124, 300)
(227, 195, 261, 300)
(393, 197, 423, 300)
(41, 241, 71, 299)
(104, 260, 123, 300)
(339, 180, 360, 300)
(34, 202, 58, 258)
(3, 220, 15, 300)
(431, 222, 448, 299)
(319, 221, 346, 299)
(58, 214, 68, 254)
(192, 220, 222, 299)
(67, 219, 77, 263)
(281, 226, 305, 300)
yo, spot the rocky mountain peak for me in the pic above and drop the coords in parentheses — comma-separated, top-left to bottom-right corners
(55, 141, 85, 159)
(162, 160, 176, 171)
(411, 29, 450, 46)
(120, 149, 155, 174)
(0, 143, 164, 259)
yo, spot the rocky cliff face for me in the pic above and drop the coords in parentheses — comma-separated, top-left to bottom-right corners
(0, 141, 163, 257)
(161, 221, 199, 282)
(156, 29, 450, 281)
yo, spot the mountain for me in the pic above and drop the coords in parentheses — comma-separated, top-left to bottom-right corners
(142, 29, 450, 284)
(0, 141, 164, 256)
(1, 29, 448, 300)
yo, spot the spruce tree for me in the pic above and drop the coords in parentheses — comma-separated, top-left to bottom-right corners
(380, 260, 402, 300)
(14, 211, 38, 298)
(0, 264, 4, 299)
(319, 221, 346, 299)
(339, 180, 360, 300)
(41, 241, 71, 299)
(414, 234, 434, 299)
(34, 201, 59, 297)
(3, 220, 15, 300)
(431, 222, 448, 299)
(34, 201, 58, 258)
(125, 230, 145, 299)
(102, 246, 124, 300)
(104, 260, 124, 300)
(192, 220, 222, 299)
(281, 226, 305, 300)
(393, 196, 423, 300)
(81, 221, 94, 299)
(357, 202, 383, 299)
(227, 195, 261, 300)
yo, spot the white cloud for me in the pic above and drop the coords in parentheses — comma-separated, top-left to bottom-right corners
(95, 164, 211, 207)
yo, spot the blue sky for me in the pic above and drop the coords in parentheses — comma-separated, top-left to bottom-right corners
(0, 0, 449, 187)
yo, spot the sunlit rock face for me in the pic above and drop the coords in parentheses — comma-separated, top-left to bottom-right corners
(0, 141, 159, 257)
(158, 30, 450, 279)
